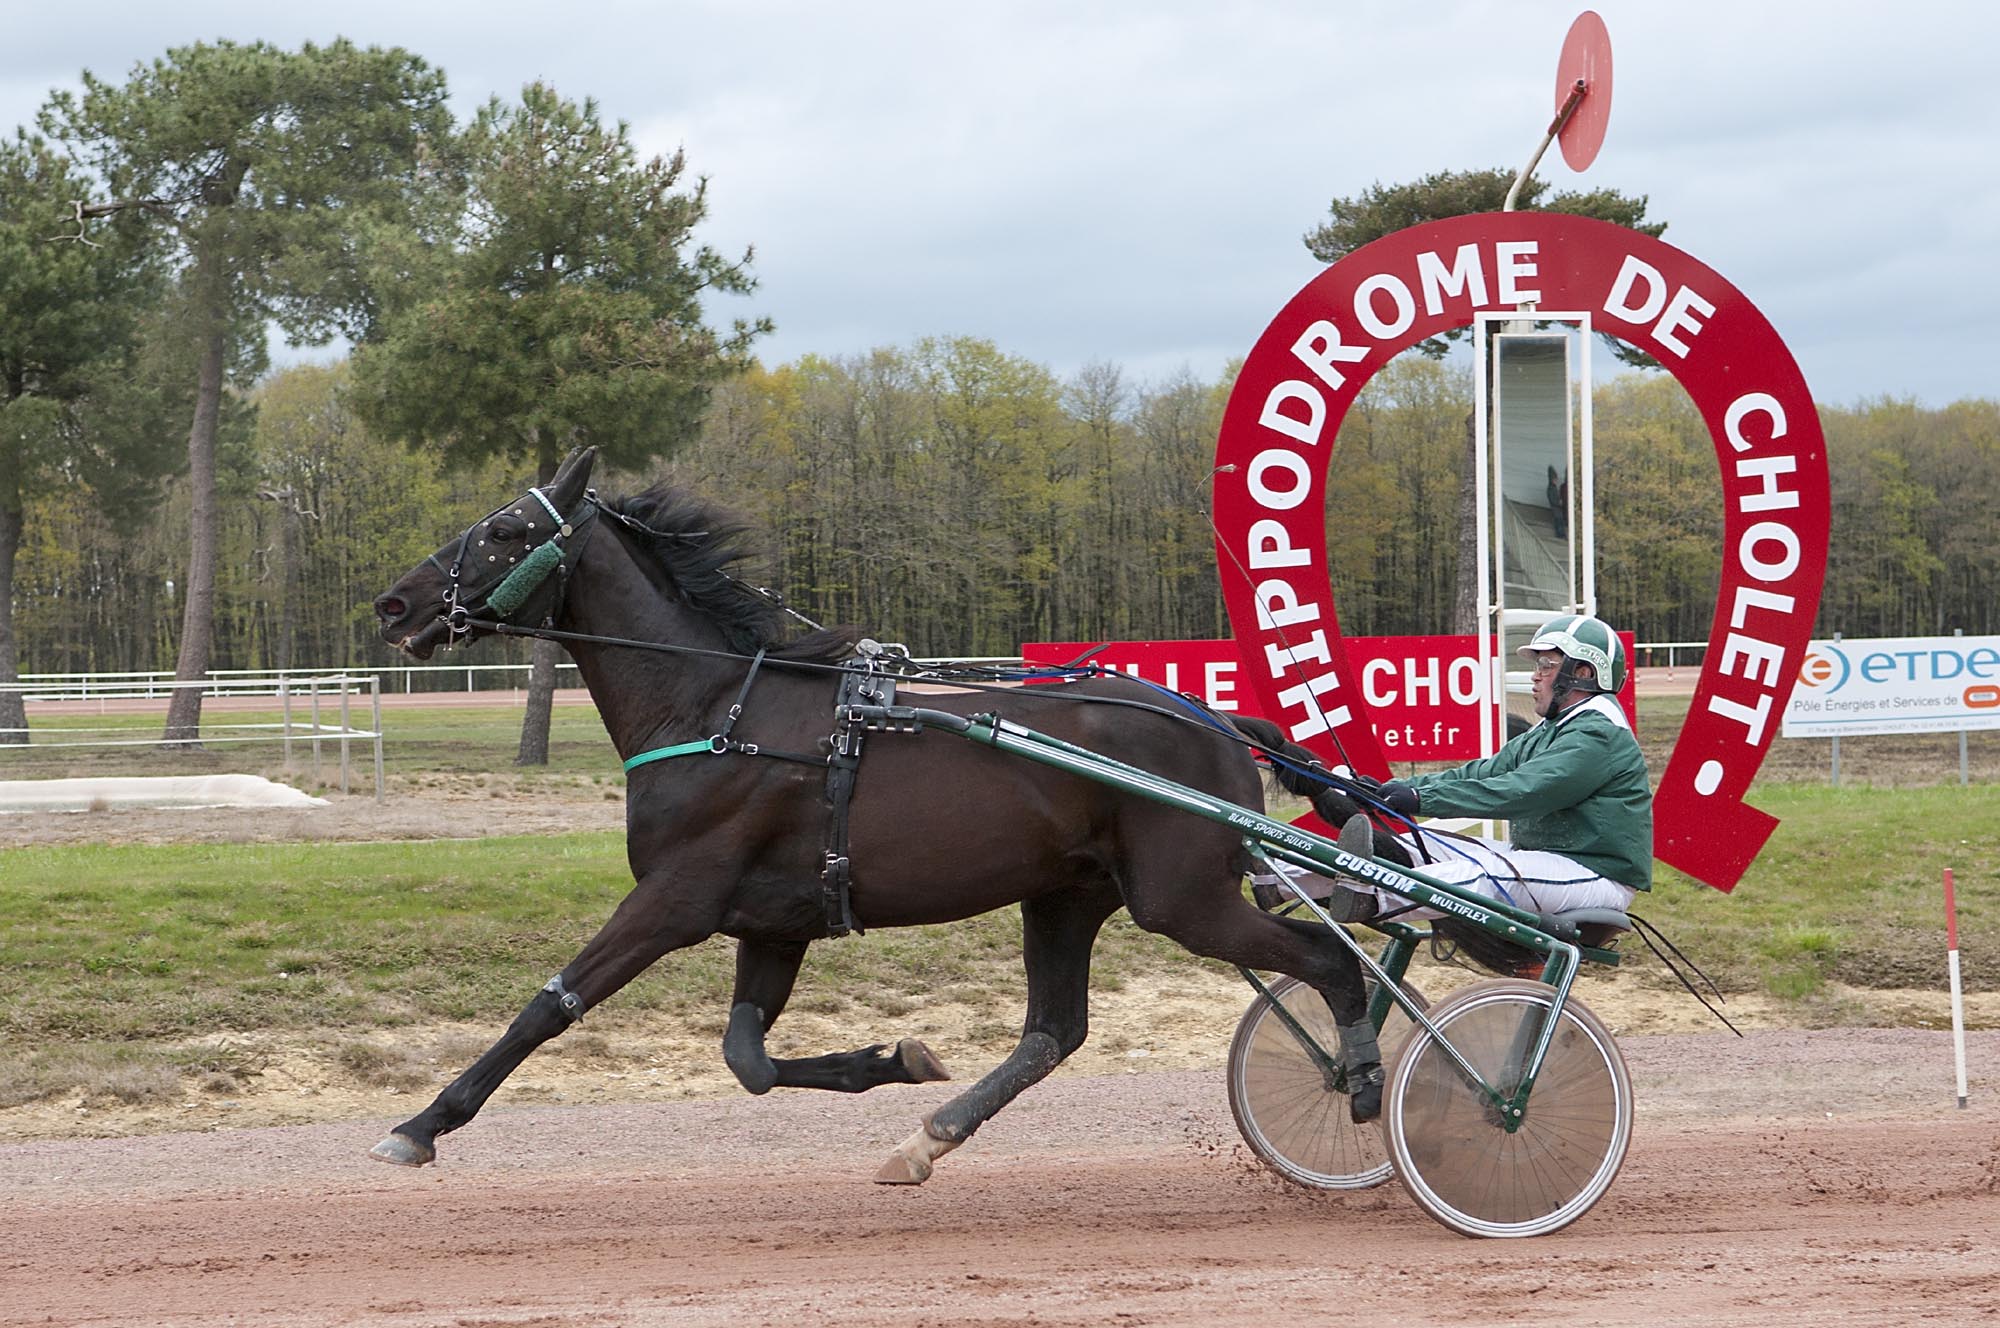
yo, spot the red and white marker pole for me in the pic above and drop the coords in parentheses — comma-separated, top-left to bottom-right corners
(1945, 868, 1968, 1109)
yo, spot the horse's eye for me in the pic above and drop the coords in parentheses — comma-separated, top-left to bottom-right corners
(487, 519, 523, 543)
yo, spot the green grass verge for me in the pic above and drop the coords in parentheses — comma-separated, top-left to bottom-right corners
(0, 833, 1198, 1051)
(2, 781, 1992, 1049)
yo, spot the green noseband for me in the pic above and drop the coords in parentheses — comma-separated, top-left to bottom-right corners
(484, 539, 566, 619)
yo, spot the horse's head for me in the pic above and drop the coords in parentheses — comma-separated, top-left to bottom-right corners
(374, 447, 599, 659)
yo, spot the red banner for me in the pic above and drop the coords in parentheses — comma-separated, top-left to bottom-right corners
(1210, 213, 1829, 892)
(1022, 635, 1636, 763)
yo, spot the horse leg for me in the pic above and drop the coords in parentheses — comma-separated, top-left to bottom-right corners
(876, 882, 1120, 1185)
(1121, 824, 1385, 1123)
(368, 874, 718, 1167)
(723, 939, 951, 1094)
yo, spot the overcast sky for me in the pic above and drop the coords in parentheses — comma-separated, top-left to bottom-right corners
(5, 1, 1994, 407)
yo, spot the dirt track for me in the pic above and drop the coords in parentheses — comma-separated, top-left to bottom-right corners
(5, 1027, 1996, 1327)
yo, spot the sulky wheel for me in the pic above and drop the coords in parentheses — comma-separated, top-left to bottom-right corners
(1226, 974, 1428, 1190)
(1382, 978, 1632, 1238)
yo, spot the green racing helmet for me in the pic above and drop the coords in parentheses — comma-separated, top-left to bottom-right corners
(1518, 614, 1626, 695)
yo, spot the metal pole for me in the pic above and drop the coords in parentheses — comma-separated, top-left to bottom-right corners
(310, 684, 322, 782)
(280, 675, 292, 768)
(1831, 735, 1841, 788)
(1956, 630, 1969, 785)
(372, 677, 384, 802)
(1503, 79, 1589, 212)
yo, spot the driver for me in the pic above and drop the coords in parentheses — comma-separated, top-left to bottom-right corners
(1264, 613, 1651, 926)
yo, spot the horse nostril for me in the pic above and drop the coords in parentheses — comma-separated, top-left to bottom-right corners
(376, 595, 407, 622)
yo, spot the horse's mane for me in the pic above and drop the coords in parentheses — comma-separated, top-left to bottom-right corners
(601, 485, 861, 664)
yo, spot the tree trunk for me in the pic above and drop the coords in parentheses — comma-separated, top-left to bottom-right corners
(275, 499, 299, 674)
(514, 637, 560, 765)
(1450, 407, 1480, 636)
(0, 467, 26, 745)
(514, 436, 560, 766)
(162, 317, 228, 748)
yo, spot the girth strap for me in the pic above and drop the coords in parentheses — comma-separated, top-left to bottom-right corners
(822, 664, 897, 938)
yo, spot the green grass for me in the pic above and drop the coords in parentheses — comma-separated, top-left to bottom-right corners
(2, 782, 1992, 1053)
(0, 832, 1203, 1052)
(1613, 783, 2000, 1001)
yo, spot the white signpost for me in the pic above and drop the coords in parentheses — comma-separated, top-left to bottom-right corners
(1782, 634, 2000, 738)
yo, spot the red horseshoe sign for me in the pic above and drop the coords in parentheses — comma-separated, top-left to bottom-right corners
(1212, 212, 1830, 893)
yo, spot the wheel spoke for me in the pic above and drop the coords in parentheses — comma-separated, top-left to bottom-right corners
(1227, 976, 1426, 1190)
(1384, 980, 1631, 1237)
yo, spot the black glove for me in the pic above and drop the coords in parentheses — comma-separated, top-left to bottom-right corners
(1354, 775, 1420, 817)
(1378, 780, 1421, 817)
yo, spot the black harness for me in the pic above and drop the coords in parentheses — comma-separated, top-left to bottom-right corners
(615, 643, 905, 940)
(821, 660, 899, 938)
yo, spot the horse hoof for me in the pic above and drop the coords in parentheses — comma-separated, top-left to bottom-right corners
(369, 1132, 436, 1167)
(874, 1151, 932, 1185)
(897, 1039, 952, 1083)
(874, 1121, 961, 1185)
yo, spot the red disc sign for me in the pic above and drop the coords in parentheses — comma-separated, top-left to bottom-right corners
(1556, 11, 1613, 171)
(1211, 213, 1829, 893)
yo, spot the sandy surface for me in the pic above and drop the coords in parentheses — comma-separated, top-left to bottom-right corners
(0, 778, 631, 846)
(3, 1026, 1997, 1327)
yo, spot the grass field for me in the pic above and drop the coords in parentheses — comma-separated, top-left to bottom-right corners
(3, 694, 1996, 1109)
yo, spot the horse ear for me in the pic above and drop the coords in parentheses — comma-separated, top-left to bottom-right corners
(547, 446, 597, 508)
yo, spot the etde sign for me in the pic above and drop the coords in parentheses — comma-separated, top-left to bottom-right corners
(1211, 212, 1830, 892)
(1783, 636, 2000, 738)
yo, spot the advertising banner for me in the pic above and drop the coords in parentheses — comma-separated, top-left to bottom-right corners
(1021, 635, 1636, 763)
(1782, 636, 2000, 737)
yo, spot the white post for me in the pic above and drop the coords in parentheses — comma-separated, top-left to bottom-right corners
(1473, 317, 1495, 757)
(1945, 867, 1968, 1109)
(372, 677, 384, 803)
(338, 680, 352, 795)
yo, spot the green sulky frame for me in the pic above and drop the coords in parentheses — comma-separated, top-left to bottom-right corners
(856, 703, 1624, 1131)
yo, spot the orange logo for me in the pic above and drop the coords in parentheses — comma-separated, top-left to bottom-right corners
(1798, 653, 1836, 687)
(1966, 684, 2000, 710)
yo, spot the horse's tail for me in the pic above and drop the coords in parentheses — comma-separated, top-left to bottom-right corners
(1224, 715, 1365, 825)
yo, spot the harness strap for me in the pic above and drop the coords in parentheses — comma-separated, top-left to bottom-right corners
(820, 665, 898, 938)
(611, 651, 897, 942)
(623, 739, 717, 772)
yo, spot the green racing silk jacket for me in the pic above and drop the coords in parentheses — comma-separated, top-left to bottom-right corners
(1405, 694, 1654, 890)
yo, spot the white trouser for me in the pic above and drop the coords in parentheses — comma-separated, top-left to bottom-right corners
(1265, 830, 1635, 920)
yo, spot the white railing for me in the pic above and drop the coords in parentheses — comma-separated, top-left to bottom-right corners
(17, 645, 1708, 702)
(1633, 640, 1707, 675)
(12, 662, 582, 700)
(2, 673, 385, 800)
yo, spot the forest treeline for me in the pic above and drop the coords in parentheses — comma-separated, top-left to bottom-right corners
(12, 344, 1995, 674)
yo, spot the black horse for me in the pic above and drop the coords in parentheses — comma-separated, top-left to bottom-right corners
(370, 447, 1375, 1182)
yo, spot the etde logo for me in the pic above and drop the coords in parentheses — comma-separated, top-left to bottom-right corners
(1796, 646, 1848, 691)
